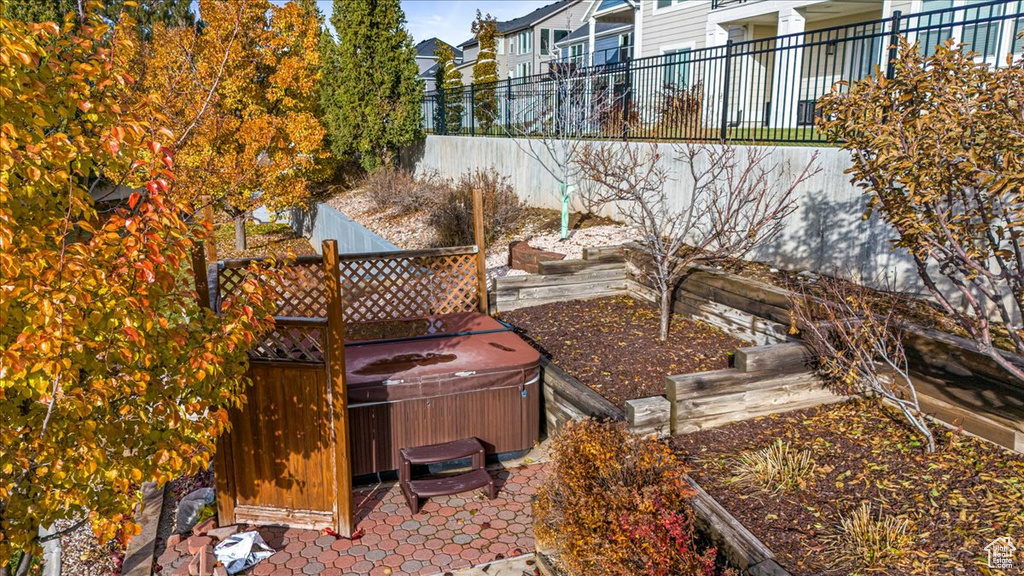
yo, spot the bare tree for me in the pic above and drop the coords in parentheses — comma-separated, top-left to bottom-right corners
(789, 277, 935, 452)
(503, 45, 629, 239)
(576, 142, 819, 340)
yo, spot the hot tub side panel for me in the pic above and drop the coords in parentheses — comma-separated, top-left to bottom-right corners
(349, 372, 540, 476)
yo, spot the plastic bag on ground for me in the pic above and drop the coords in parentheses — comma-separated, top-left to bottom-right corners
(213, 530, 275, 575)
(175, 487, 216, 533)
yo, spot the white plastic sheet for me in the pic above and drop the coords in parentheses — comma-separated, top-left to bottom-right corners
(212, 530, 275, 575)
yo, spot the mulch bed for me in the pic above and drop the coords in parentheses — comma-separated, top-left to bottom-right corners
(499, 295, 746, 406)
(673, 400, 1024, 575)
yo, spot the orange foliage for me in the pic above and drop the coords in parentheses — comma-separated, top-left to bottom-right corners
(534, 420, 722, 575)
(144, 0, 327, 216)
(0, 6, 276, 560)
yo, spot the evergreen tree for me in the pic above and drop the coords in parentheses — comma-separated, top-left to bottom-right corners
(325, 0, 423, 170)
(436, 42, 465, 135)
(471, 11, 499, 134)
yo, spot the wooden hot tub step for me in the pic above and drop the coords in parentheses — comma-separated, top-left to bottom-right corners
(400, 438, 486, 465)
(408, 469, 495, 499)
(400, 437, 497, 514)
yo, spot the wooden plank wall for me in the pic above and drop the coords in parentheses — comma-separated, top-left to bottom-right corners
(492, 248, 628, 312)
(219, 362, 337, 527)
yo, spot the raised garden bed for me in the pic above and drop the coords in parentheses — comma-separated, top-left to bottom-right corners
(500, 295, 746, 407)
(673, 400, 1024, 575)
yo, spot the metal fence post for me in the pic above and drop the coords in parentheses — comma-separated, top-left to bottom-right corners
(886, 10, 902, 80)
(719, 39, 733, 143)
(437, 87, 447, 136)
(505, 78, 512, 136)
(470, 83, 476, 136)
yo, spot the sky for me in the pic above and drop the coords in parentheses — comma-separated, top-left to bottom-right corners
(308, 0, 555, 47)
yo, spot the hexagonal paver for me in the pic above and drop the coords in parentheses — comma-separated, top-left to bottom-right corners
(154, 462, 548, 575)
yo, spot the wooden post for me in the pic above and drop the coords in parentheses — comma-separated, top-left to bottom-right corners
(191, 246, 210, 310)
(472, 186, 489, 314)
(322, 240, 354, 537)
(202, 195, 217, 264)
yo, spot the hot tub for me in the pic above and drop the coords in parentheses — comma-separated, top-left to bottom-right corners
(344, 312, 541, 476)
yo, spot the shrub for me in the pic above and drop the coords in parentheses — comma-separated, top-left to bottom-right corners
(826, 503, 912, 569)
(731, 439, 815, 492)
(359, 165, 430, 215)
(427, 168, 525, 247)
(534, 420, 722, 576)
(656, 82, 703, 139)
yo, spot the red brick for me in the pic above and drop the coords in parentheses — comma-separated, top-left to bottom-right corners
(193, 519, 217, 536)
(187, 536, 211, 555)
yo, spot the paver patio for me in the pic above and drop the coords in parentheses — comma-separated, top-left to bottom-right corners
(156, 463, 547, 576)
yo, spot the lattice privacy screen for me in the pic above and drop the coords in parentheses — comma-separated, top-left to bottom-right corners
(216, 250, 480, 362)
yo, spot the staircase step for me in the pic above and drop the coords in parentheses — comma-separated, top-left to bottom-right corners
(407, 469, 492, 499)
(400, 438, 484, 466)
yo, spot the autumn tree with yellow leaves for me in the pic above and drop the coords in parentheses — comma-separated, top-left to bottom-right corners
(0, 7, 276, 574)
(145, 0, 329, 250)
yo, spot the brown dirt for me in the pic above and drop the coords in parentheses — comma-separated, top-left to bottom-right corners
(673, 401, 1024, 576)
(499, 295, 747, 406)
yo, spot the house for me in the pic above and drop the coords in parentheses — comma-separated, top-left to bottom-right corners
(415, 37, 463, 92)
(556, 0, 1023, 128)
(455, 0, 589, 83)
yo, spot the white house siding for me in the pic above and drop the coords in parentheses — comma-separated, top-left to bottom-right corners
(640, 0, 712, 58)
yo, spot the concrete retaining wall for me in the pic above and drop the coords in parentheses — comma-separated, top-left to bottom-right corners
(403, 135, 920, 295)
(291, 202, 397, 256)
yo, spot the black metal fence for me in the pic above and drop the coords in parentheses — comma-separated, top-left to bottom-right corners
(422, 0, 1023, 144)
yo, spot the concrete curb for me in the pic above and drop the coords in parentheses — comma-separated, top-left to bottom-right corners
(121, 482, 166, 576)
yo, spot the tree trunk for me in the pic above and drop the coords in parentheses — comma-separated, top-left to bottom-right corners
(234, 213, 247, 252)
(659, 289, 671, 342)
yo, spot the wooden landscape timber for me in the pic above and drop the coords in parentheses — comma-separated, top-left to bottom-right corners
(666, 368, 845, 435)
(685, 476, 791, 576)
(540, 357, 624, 434)
(493, 262, 627, 312)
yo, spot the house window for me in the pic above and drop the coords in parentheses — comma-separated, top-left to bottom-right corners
(516, 62, 533, 77)
(962, 0, 1005, 58)
(1014, 17, 1024, 53)
(619, 33, 633, 61)
(848, 33, 882, 79)
(662, 48, 691, 87)
(569, 44, 585, 64)
(541, 29, 550, 55)
(518, 31, 532, 54)
(497, 37, 504, 55)
(796, 100, 819, 127)
(553, 29, 570, 45)
(656, 0, 673, 8)
(918, 0, 955, 57)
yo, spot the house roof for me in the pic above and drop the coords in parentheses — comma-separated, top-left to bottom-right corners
(582, 0, 636, 21)
(459, 0, 581, 48)
(415, 37, 463, 59)
(557, 21, 631, 46)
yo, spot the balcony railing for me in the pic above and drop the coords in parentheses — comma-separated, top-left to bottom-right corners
(560, 44, 633, 66)
(711, 0, 760, 9)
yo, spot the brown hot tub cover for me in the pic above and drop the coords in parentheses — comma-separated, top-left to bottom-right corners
(344, 312, 540, 405)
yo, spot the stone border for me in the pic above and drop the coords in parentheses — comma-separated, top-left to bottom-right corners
(121, 482, 166, 576)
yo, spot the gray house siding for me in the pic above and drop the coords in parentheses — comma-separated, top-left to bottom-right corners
(640, 0, 711, 58)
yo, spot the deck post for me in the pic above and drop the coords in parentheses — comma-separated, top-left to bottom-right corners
(472, 186, 489, 314)
(322, 240, 354, 537)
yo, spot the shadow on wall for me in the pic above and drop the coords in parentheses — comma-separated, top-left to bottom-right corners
(752, 191, 920, 294)
(291, 202, 398, 256)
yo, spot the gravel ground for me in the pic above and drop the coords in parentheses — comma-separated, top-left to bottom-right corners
(56, 517, 121, 576)
(326, 187, 635, 280)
